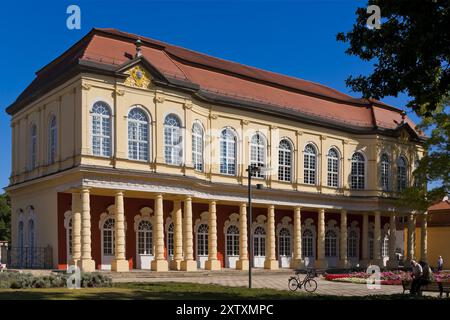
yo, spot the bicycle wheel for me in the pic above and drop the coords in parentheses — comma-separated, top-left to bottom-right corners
(288, 278, 299, 292)
(304, 279, 317, 293)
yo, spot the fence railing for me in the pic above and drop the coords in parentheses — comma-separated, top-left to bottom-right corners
(7, 246, 53, 269)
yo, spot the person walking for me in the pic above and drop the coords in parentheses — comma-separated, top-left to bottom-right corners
(410, 260, 423, 295)
(437, 256, 444, 272)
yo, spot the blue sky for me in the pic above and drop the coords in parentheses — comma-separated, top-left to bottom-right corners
(0, 0, 419, 190)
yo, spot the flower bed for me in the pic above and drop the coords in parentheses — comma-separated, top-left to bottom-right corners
(324, 271, 450, 285)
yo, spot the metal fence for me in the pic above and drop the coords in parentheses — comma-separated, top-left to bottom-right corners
(7, 246, 53, 269)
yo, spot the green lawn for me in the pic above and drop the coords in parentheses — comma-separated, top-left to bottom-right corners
(0, 282, 439, 300)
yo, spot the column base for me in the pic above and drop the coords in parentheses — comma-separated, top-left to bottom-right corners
(169, 259, 183, 271)
(151, 259, 169, 272)
(236, 259, 249, 270)
(111, 259, 129, 272)
(314, 259, 328, 269)
(290, 259, 304, 269)
(180, 259, 197, 271)
(77, 259, 96, 272)
(338, 259, 349, 268)
(205, 259, 221, 271)
(264, 259, 279, 270)
(69, 259, 79, 268)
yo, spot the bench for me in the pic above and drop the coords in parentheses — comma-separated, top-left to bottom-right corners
(402, 280, 450, 298)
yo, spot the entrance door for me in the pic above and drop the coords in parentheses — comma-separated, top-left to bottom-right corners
(101, 218, 115, 270)
(225, 225, 239, 268)
(196, 224, 208, 269)
(278, 227, 292, 268)
(136, 220, 153, 269)
(253, 226, 266, 268)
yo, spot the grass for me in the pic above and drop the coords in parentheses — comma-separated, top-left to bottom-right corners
(0, 282, 442, 300)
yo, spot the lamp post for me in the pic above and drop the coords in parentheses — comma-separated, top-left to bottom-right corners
(246, 164, 269, 289)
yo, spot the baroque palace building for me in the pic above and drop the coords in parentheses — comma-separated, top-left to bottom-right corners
(5, 28, 427, 272)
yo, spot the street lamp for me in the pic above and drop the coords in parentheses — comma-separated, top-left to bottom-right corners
(246, 164, 270, 289)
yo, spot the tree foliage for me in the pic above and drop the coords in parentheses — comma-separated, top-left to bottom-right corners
(0, 193, 11, 241)
(337, 0, 450, 210)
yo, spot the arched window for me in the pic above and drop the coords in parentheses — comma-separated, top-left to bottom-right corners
(327, 148, 339, 187)
(192, 123, 204, 171)
(347, 229, 358, 258)
(91, 101, 112, 157)
(278, 228, 291, 257)
(102, 218, 115, 255)
(48, 115, 57, 164)
(226, 225, 239, 256)
(368, 231, 374, 260)
(28, 219, 35, 265)
(325, 230, 337, 257)
(302, 229, 313, 257)
(18, 220, 24, 266)
(351, 152, 365, 190)
(137, 220, 152, 255)
(381, 154, 390, 191)
(220, 128, 237, 175)
(128, 107, 149, 161)
(167, 222, 174, 256)
(253, 226, 266, 257)
(197, 224, 209, 256)
(304, 144, 317, 185)
(164, 114, 182, 165)
(30, 124, 38, 169)
(250, 133, 266, 178)
(278, 139, 292, 182)
(382, 233, 389, 257)
(397, 156, 408, 191)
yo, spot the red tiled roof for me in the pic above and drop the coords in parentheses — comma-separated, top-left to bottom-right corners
(6, 28, 424, 138)
(429, 199, 450, 212)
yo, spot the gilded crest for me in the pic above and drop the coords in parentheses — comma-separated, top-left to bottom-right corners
(124, 65, 151, 88)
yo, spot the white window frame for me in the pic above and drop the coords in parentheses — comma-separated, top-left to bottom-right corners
(351, 152, 366, 190)
(48, 115, 57, 164)
(381, 153, 390, 191)
(278, 139, 293, 182)
(192, 122, 204, 172)
(164, 114, 183, 165)
(397, 155, 408, 191)
(91, 101, 112, 157)
(137, 220, 152, 255)
(127, 106, 150, 161)
(250, 132, 267, 179)
(327, 147, 339, 188)
(220, 128, 237, 175)
(304, 143, 317, 185)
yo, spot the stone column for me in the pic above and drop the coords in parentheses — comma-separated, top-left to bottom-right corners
(373, 211, 382, 266)
(315, 208, 327, 268)
(406, 212, 415, 265)
(151, 194, 168, 271)
(291, 206, 303, 269)
(170, 200, 183, 270)
(236, 203, 249, 270)
(264, 205, 278, 270)
(339, 209, 348, 268)
(70, 192, 81, 267)
(387, 212, 398, 268)
(181, 196, 196, 271)
(206, 200, 221, 270)
(421, 212, 428, 262)
(361, 213, 369, 266)
(112, 191, 128, 271)
(77, 188, 95, 272)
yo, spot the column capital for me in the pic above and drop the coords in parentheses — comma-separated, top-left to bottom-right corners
(239, 203, 247, 209)
(114, 190, 125, 196)
(340, 208, 347, 214)
(80, 187, 91, 194)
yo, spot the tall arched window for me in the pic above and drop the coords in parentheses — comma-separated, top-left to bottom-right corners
(278, 228, 291, 257)
(347, 230, 358, 258)
(102, 218, 115, 256)
(137, 220, 152, 255)
(325, 230, 337, 257)
(192, 123, 204, 171)
(327, 148, 339, 187)
(302, 229, 313, 258)
(278, 139, 292, 182)
(220, 128, 237, 175)
(381, 154, 390, 191)
(226, 225, 239, 257)
(304, 144, 317, 185)
(48, 115, 57, 164)
(382, 233, 389, 258)
(30, 124, 37, 169)
(197, 224, 209, 256)
(351, 152, 365, 190)
(91, 101, 111, 157)
(164, 114, 182, 165)
(250, 133, 266, 178)
(128, 107, 149, 161)
(28, 219, 35, 265)
(253, 226, 266, 257)
(397, 156, 408, 191)
(167, 222, 174, 256)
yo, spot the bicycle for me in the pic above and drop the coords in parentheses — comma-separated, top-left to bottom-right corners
(288, 269, 318, 292)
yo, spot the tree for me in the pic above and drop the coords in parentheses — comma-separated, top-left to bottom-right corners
(337, 0, 449, 209)
(0, 193, 11, 241)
